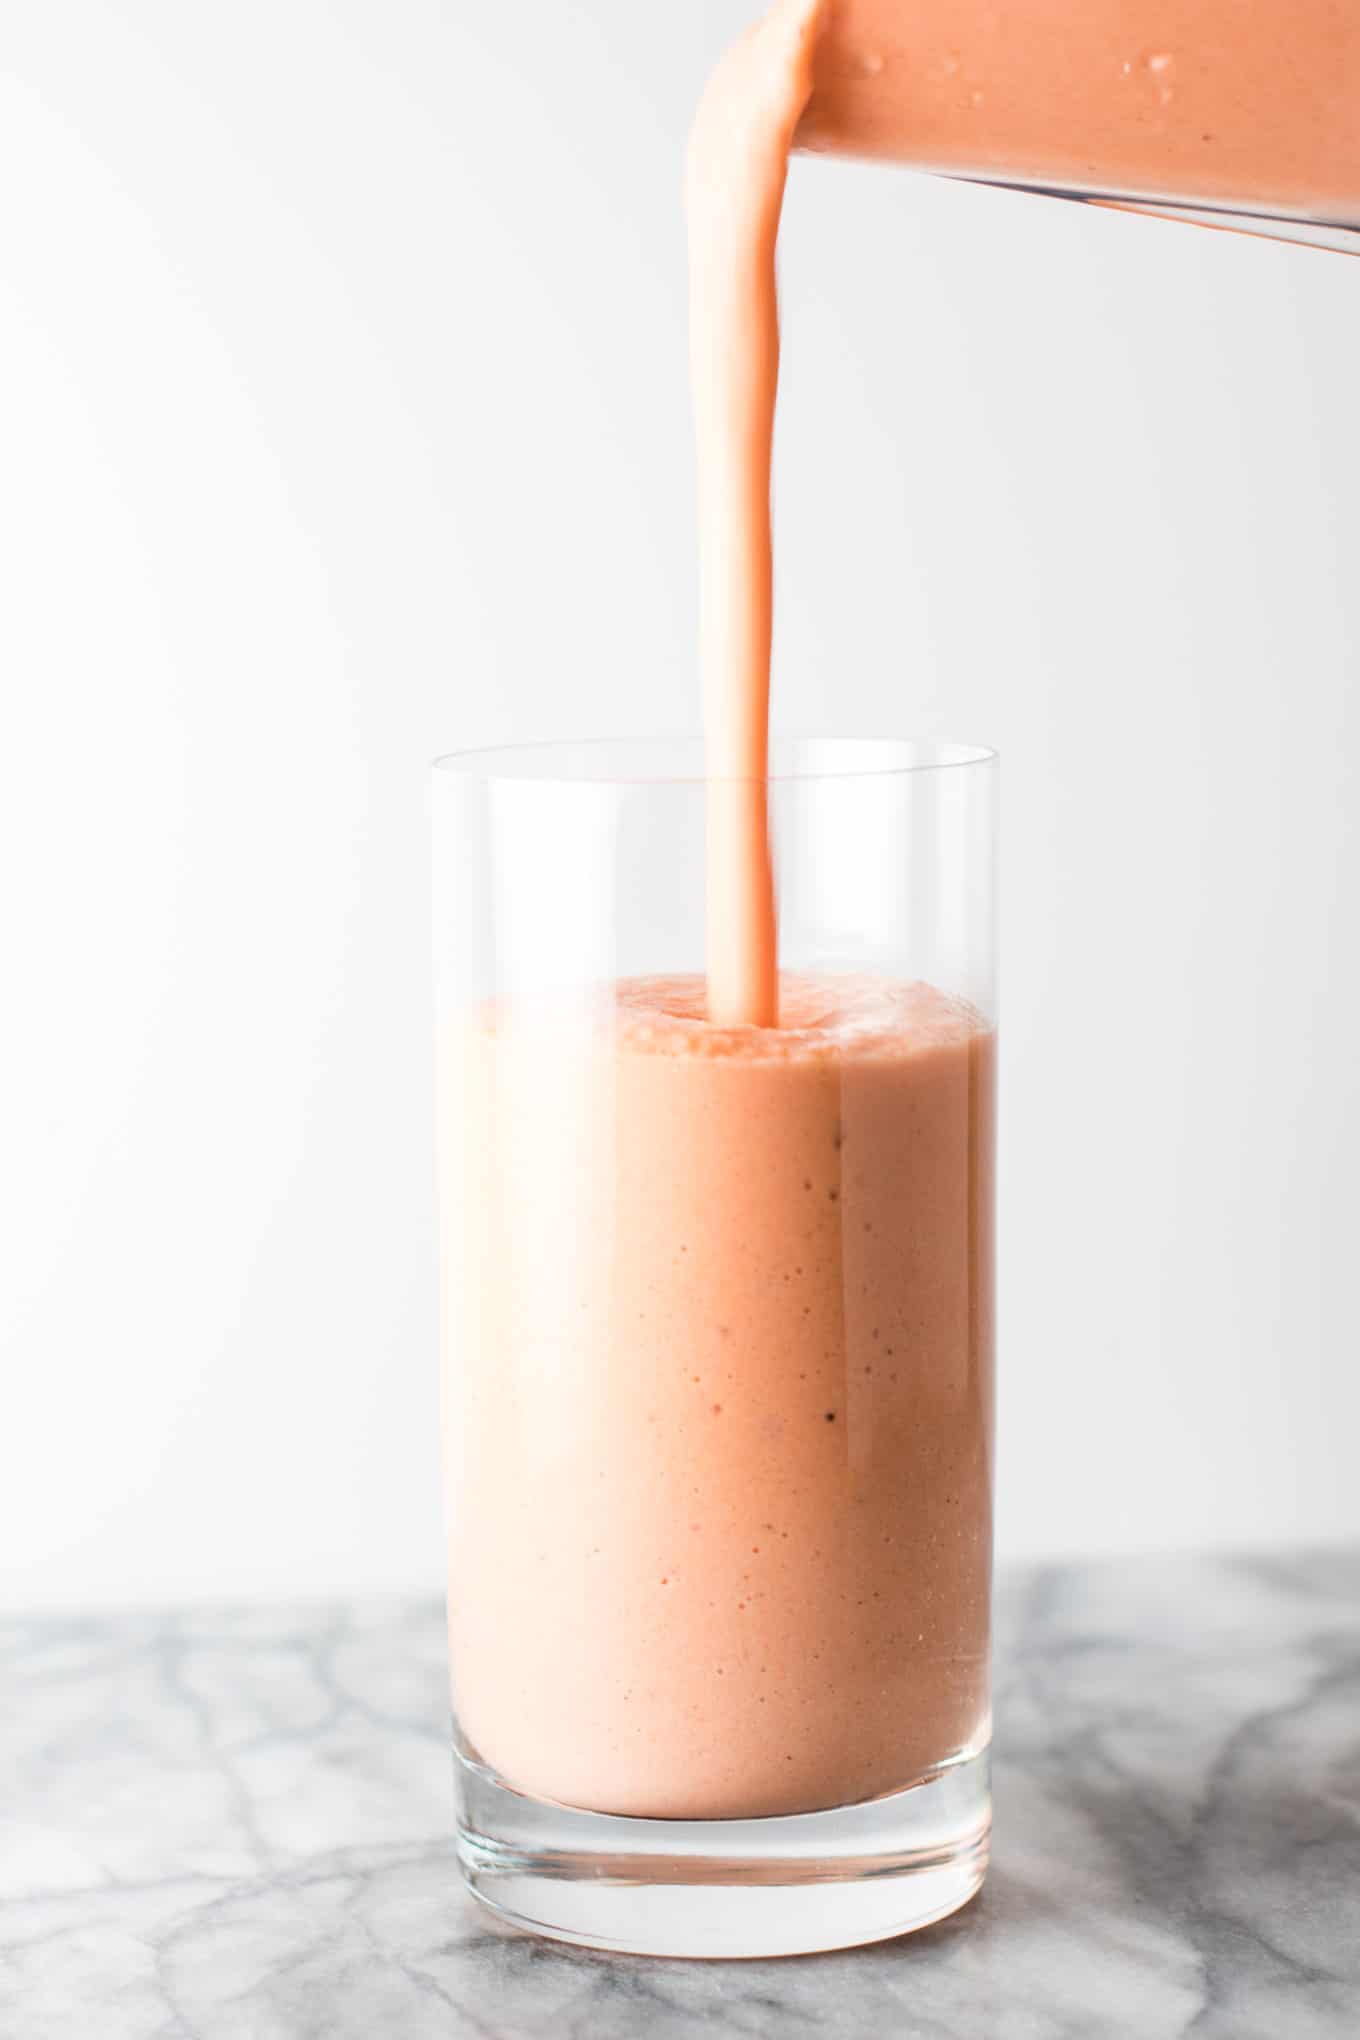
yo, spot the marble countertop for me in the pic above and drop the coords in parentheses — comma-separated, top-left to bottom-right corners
(4, 1550, 1358, 2038)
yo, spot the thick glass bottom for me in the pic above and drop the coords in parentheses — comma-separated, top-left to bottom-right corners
(454, 1735, 990, 1960)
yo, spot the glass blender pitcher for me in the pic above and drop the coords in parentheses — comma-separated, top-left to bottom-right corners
(798, 0, 1360, 253)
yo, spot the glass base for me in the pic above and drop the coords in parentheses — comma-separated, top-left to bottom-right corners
(454, 1736, 990, 1960)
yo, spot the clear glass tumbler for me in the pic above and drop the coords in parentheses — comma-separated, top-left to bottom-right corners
(432, 736, 998, 1958)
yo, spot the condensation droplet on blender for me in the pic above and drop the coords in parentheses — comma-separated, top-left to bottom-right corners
(970, 89, 985, 108)
(858, 49, 885, 77)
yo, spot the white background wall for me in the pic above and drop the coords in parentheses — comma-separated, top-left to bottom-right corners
(3, 1, 1357, 1609)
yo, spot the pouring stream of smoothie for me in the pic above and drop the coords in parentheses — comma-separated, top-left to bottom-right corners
(687, 0, 828, 1029)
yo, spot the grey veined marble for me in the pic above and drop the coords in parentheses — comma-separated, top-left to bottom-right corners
(3, 1551, 1358, 2038)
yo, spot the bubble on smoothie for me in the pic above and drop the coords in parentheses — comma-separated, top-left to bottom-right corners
(611, 971, 989, 1062)
(1142, 50, 1177, 107)
(468, 971, 988, 1060)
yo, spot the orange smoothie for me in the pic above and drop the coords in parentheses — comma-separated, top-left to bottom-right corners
(444, 976, 995, 1818)
(686, 0, 828, 1026)
(800, 0, 1360, 225)
(442, 0, 996, 1830)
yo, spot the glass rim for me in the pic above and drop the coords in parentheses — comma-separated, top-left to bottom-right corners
(430, 734, 998, 786)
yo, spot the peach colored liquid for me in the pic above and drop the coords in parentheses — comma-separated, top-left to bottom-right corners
(686, 0, 829, 1026)
(801, 0, 1360, 226)
(445, 978, 994, 1818)
(443, 0, 995, 1821)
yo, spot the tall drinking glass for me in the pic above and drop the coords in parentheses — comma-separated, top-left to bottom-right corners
(433, 736, 998, 1958)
